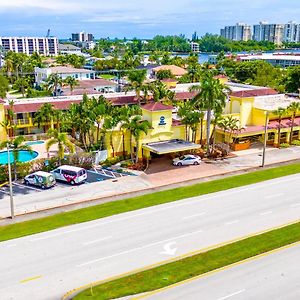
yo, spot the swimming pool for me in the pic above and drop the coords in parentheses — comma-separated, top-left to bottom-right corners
(0, 150, 39, 165)
(25, 141, 45, 146)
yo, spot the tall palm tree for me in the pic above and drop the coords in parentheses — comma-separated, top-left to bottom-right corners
(64, 76, 79, 95)
(287, 102, 300, 144)
(0, 136, 33, 180)
(46, 73, 63, 96)
(46, 129, 75, 165)
(123, 115, 151, 163)
(189, 72, 230, 155)
(272, 107, 287, 146)
(34, 103, 56, 132)
(124, 70, 147, 104)
(149, 81, 175, 104)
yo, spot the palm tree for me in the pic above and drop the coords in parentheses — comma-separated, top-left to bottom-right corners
(124, 115, 151, 163)
(149, 81, 175, 104)
(46, 73, 63, 96)
(34, 103, 56, 132)
(189, 72, 230, 155)
(46, 129, 75, 165)
(0, 136, 33, 180)
(272, 107, 287, 147)
(124, 70, 147, 104)
(64, 76, 79, 95)
(287, 102, 300, 144)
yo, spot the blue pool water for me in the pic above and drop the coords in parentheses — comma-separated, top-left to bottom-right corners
(0, 150, 39, 165)
(25, 141, 45, 146)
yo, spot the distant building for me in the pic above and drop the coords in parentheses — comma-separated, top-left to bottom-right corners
(35, 66, 96, 84)
(220, 23, 252, 41)
(58, 43, 82, 55)
(0, 36, 58, 56)
(253, 22, 284, 45)
(190, 42, 200, 52)
(284, 21, 300, 43)
(71, 32, 94, 42)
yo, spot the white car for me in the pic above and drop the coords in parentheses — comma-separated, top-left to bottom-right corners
(51, 165, 87, 185)
(173, 154, 201, 166)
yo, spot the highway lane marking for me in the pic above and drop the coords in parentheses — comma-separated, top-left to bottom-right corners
(218, 289, 246, 300)
(260, 211, 273, 216)
(182, 212, 206, 220)
(225, 220, 239, 225)
(13, 182, 41, 192)
(77, 229, 203, 267)
(83, 236, 112, 246)
(264, 193, 284, 199)
(6, 244, 17, 248)
(20, 275, 42, 283)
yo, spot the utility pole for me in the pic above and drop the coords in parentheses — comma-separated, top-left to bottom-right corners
(6, 141, 14, 218)
(261, 111, 269, 168)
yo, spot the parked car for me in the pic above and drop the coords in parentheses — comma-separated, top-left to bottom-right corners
(173, 154, 201, 166)
(24, 171, 56, 189)
(51, 165, 87, 185)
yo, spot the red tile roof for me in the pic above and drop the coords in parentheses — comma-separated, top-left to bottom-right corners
(172, 119, 182, 126)
(175, 91, 197, 100)
(0, 98, 5, 104)
(231, 88, 278, 98)
(142, 102, 173, 111)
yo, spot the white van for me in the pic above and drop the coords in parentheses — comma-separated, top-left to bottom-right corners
(51, 165, 87, 185)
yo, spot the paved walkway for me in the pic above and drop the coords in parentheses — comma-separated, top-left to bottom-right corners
(0, 146, 300, 221)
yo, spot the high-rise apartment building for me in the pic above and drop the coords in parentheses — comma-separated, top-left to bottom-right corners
(284, 21, 300, 43)
(71, 31, 94, 42)
(253, 22, 284, 45)
(220, 23, 251, 41)
(0, 36, 58, 56)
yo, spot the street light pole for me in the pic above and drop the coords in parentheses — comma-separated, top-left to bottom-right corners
(6, 141, 14, 218)
(261, 111, 269, 168)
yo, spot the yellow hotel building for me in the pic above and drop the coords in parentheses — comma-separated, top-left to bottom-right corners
(1, 78, 300, 160)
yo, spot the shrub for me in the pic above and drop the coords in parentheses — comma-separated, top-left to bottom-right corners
(291, 140, 300, 146)
(0, 166, 9, 184)
(280, 143, 290, 148)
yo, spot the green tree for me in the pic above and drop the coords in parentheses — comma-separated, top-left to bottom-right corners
(64, 76, 79, 94)
(125, 70, 147, 104)
(34, 103, 56, 132)
(190, 72, 230, 154)
(272, 107, 287, 146)
(156, 69, 174, 80)
(0, 136, 33, 180)
(0, 75, 9, 99)
(287, 102, 300, 144)
(46, 129, 75, 165)
(285, 66, 300, 93)
(149, 81, 175, 104)
(45, 73, 63, 95)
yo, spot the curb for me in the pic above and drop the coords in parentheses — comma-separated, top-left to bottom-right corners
(2, 158, 300, 222)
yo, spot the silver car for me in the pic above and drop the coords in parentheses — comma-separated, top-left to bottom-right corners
(173, 154, 201, 166)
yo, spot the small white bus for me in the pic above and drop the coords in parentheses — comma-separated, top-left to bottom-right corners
(51, 165, 87, 185)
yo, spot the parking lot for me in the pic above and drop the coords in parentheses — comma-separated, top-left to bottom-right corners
(0, 170, 113, 200)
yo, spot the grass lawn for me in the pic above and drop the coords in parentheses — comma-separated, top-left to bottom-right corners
(1, 163, 300, 242)
(74, 222, 300, 299)
(100, 74, 115, 80)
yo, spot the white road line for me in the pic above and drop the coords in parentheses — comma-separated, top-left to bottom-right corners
(260, 211, 273, 216)
(182, 212, 206, 220)
(290, 203, 300, 208)
(13, 182, 41, 192)
(77, 229, 203, 267)
(6, 244, 17, 248)
(218, 289, 246, 300)
(264, 193, 284, 199)
(83, 236, 112, 246)
(225, 220, 239, 225)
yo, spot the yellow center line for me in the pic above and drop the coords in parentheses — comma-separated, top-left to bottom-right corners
(0, 182, 8, 188)
(20, 275, 42, 284)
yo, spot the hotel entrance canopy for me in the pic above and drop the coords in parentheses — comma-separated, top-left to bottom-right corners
(142, 139, 201, 155)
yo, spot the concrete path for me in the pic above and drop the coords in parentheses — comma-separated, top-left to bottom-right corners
(145, 243, 300, 300)
(1, 174, 300, 299)
(0, 146, 300, 219)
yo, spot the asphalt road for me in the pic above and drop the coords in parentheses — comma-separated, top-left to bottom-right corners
(1, 174, 300, 300)
(145, 243, 300, 300)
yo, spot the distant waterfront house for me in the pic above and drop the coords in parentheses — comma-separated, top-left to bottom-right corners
(152, 65, 187, 78)
(35, 66, 96, 84)
(58, 43, 84, 56)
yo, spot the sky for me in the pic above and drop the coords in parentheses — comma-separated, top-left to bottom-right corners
(0, 0, 299, 39)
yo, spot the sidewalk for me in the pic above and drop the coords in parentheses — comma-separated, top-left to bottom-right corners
(0, 146, 299, 221)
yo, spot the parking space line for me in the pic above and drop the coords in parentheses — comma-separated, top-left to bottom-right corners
(12, 182, 41, 192)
